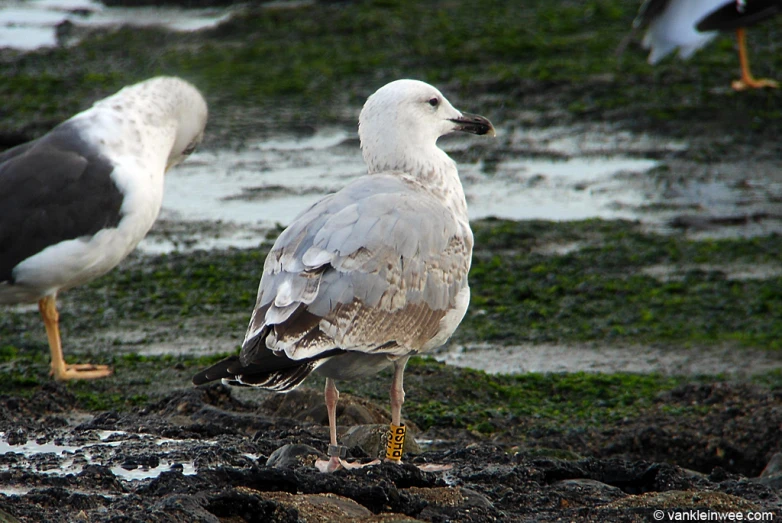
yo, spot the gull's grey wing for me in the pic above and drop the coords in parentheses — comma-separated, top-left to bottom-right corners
(0, 122, 123, 282)
(240, 173, 472, 366)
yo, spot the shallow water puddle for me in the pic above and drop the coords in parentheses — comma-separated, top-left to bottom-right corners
(0, 0, 232, 50)
(0, 485, 35, 496)
(0, 430, 198, 482)
(468, 156, 659, 221)
(511, 124, 688, 157)
(147, 129, 359, 253)
(433, 342, 782, 376)
(144, 126, 668, 253)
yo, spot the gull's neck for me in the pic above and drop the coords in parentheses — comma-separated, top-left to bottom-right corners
(364, 141, 469, 220)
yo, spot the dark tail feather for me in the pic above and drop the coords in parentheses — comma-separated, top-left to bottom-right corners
(192, 348, 346, 390)
(192, 355, 243, 385)
(233, 359, 319, 391)
(193, 346, 313, 386)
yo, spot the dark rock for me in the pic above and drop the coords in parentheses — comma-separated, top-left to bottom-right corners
(0, 506, 22, 523)
(413, 486, 504, 521)
(757, 452, 782, 490)
(6, 428, 27, 446)
(405, 484, 498, 511)
(342, 424, 422, 460)
(262, 491, 374, 520)
(76, 411, 121, 430)
(604, 490, 764, 511)
(204, 488, 296, 523)
(266, 443, 324, 469)
(191, 405, 288, 434)
(760, 453, 782, 478)
(77, 465, 126, 493)
(201, 466, 300, 495)
(151, 494, 220, 523)
(551, 478, 626, 507)
(517, 447, 583, 461)
(120, 453, 160, 471)
(138, 469, 217, 497)
(148, 384, 248, 417)
(292, 462, 430, 513)
(193, 444, 258, 470)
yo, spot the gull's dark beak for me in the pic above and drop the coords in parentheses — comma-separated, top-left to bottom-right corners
(449, 113, 496, 137)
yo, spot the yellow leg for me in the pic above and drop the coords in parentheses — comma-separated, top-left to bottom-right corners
(732, 28, 779, 91)
(38, 295, 112, 381)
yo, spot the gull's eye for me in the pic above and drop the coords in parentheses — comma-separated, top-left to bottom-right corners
(182, 142, 198, 156)
(428, 97, 439, 107)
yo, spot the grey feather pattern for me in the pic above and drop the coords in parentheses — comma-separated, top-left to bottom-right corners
(241, 173, 472, 365)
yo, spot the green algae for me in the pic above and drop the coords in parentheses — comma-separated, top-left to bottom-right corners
(461, 219, 782, 350)
(0, 347, 229, 410)
(4, 218, 777, 362)
(3, 343, 778, 436)
(327, 356, 782, 435)
(3, 1, 782, 145)
(400, 359, 684, 433)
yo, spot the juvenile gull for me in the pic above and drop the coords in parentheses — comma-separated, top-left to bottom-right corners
(621, 0, 781, 90)
(0, 76, 208, 380)
(193, 79, 495, 472)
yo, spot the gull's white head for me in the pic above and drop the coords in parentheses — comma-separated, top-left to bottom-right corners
(358, 79, 494, 175)
(111, 76, 209, 171)
(157, 77, 208, 170)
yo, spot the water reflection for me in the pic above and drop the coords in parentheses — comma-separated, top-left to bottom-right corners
(0, 0, 231, 50)
(148, 127, 667, 253)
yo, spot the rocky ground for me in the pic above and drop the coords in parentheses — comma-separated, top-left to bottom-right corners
(0, 376, 780, 522)
(1, 1, 782, 521)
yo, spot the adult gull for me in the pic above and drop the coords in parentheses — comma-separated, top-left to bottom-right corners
(193, 79, 495, 472)
(621, 0, 781, 90)
(0, 76, 208, 380)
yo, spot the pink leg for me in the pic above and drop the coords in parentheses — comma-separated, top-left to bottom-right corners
(384, 356, 410, 464)
(386, 356, 453, 472)
(323, 378, 342, 472)
(389, 356, 409, 426)
(316, 377, 381, 472)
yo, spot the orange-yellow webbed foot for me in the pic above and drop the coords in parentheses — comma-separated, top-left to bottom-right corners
(51, 363, 113, 381)
(732, 77, 779, 91)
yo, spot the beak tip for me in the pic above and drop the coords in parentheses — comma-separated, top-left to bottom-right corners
(450, 113, 496, 137)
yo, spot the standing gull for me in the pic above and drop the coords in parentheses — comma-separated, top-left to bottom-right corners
(193, 79, 495, 472)
(620, 0, 781, 90)
(0, 76, 208, 380)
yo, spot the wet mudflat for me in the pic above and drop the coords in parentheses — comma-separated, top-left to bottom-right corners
(1, 0, 782, 521)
